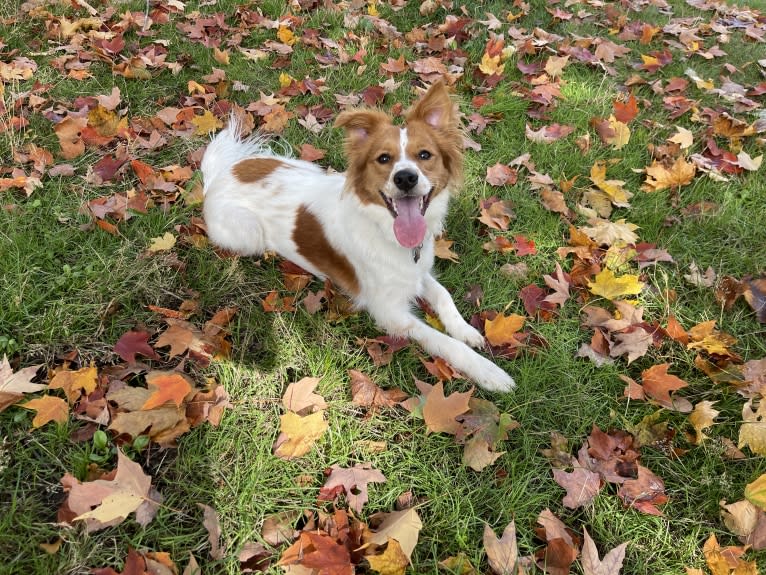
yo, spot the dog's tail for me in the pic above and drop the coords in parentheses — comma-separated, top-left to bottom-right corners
(201, 114, 272, 195)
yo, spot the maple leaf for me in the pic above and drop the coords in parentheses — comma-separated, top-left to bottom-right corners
(61, 450, 159, 532)
(141, 371, 194, 409)
(687, 401, 719, 445)
(192, 110, 221, 136)
(478, 197, 515, 230)
(365, 508, 422, 562)
(114, 329, 160, 364)
(588, 269, 644, 301)
(641, 364, 689, 410)
(642, 157, 696, 192)
(543, 263, 571, 307)
(349, 370, 407, 408)
(318, 463, 386, 514)
(147, 232, 176, 253)
(613, 94, 638, 124)
(282, 377, 327, 414)
(581, 528, 627, 575)
(617, 464, 667, 516)
(745, 474, 766, 512)
(199, 504, 224, 560)
(553, 467, 602, 509)
(367, 538, 409, 575)
(273, 410, 328, 459)
(484, 313, 525, 347)
(422, 382, 472, 435)
(581, 219, 639, 246)
(49, 363, 98, 403)
(0, 355, 45, 411)
(278, 531, 353, 575)
(739, 399, 766, 456)
(463, 437, 505, 471)
(21, 395, 69, 428)
(609, 328, 653, 365)
(589, 162, 632, 208)
(483, 521, 518, 575)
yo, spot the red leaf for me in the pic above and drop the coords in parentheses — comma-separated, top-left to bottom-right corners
(113, 330, 159, 364)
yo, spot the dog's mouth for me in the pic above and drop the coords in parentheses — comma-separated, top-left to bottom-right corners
(380, 189, 433, 249)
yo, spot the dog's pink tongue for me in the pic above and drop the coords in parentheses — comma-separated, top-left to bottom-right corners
(393, 197, 427, 248)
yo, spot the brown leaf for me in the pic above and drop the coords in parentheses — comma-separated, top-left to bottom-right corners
(349, 370, 407, 409)
(282, 377, 327, 414)
(617, 465, 667, 515)
(199, 504, 224, 560)
(483, 521, 518, 575)
(317, 463, 386, 514)
(49, 364, 98, 404)
(364, 508, 422, 562)
(0, 356, 45, 411)
(463, 437, 504, 471)
(478, 197, 515, 230)
(553, 467, 602, 509)
(422, 382, 472, 435)
(581, 528, 627, 575)
(60, 450, 158, 532)
(278, 531, 353, 574)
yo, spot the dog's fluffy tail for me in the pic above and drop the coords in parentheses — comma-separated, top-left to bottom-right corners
(201, 114, 272, 195)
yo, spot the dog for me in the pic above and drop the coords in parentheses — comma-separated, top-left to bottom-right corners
(201, 82, 514, 392)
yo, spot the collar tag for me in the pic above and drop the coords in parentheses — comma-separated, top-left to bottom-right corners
(412, 245, 422, 263)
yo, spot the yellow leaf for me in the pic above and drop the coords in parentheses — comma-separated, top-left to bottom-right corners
(49, 364, 98, 403)
(213, 47, 230, 65)
(739, 399, 766, 456)
(484, 314, 525, 347)
(668, 126, 694, 149)
(607, 114, 630, 149)
(434, 237, 459, 262)
(479, 53, 505, 76)
(745, 474, 766, 511)
(642, 156, 696, 192)
(367, 538, 410, 575)
(21, 395, 69, 428)
(364, 508, 422, 561)
(192, 110, 221, 136)
(588, 268, 644, 301)
(367, 0, 379, 16)
(277, 25, 295, 46)
(688, 400, 719, 445)
(74, 492, 144, 523)
(278, 72, 294, 89)
(274, 410, 327, 459)
(590, 161, 632, 207)
(148, 232, 177, 252)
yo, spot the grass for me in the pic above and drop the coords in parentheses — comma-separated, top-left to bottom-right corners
(1, 0, 766, 573)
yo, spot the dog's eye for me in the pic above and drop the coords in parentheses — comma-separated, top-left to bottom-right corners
(418, 150, 432, 160)
(377, 153, 391, 164)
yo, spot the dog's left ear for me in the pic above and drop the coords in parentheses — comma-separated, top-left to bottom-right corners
(406, 81, 457, 130)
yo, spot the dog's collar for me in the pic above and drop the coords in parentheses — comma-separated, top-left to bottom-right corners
(412, 244, 422, 262)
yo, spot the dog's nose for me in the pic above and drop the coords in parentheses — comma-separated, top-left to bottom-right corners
(393, 169, 418, 192)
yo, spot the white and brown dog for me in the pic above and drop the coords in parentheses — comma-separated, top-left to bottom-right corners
(201, 82, 514, 392)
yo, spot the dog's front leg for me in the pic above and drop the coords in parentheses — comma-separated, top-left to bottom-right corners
(372, 308, 515, 393)
(421, 275, 486, 349)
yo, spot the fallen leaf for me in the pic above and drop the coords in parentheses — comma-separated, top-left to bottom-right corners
(365, 508, 422, 562)
(317, 463, 386, 514)
(114, 330, 160, 364)
(366, 538, 409, 575)
(581, 528, 627, 575)
(278, 531, 353, 574)
(142, 371, 194, 409)
(273, 410, 328, 459)
(745, 474, 766, 512)
(349, 370, 407, 409)
(588, 269, 644, 301)
(21, 395, 69, 428)
(688, 401, 719, 444)
(642, 156, 696, 192)
(282, 377, 327, 414)
(641, 364, 689, 410)
(422, 382, 472, 435)
(148, 232, 176, 252)
(553, 467, 602, 509)
(483, 521, 518, 575)
(484, 314, 525, 347)
(199, 504, 224, 560)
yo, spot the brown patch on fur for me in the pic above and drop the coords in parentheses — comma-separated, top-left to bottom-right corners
(293, 205, 360, 296)
(232, 158, 285, 183)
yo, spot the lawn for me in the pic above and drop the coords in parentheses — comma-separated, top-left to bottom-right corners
(1, 0, 765, 573)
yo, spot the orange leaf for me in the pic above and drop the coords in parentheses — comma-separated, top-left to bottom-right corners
(21, 395, 69, 428)
(422, 381, 472, 435)
(141, 371, 193, 409)
(484, 313, 525, 347)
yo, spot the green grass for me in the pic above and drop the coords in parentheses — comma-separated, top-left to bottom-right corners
(2, 0, 766, 573)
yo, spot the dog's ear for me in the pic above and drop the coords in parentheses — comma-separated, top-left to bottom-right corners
(406, 81, 457, 130)
(334, 109, 390, 144)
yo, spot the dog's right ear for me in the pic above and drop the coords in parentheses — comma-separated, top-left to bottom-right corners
(334, 109, 390, 145)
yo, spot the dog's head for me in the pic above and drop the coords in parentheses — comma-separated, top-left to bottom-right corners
(335, 82, 463, 249)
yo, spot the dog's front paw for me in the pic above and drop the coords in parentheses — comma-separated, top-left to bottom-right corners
(471, 359, 516, 393)
(451, 323, 486, 350)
